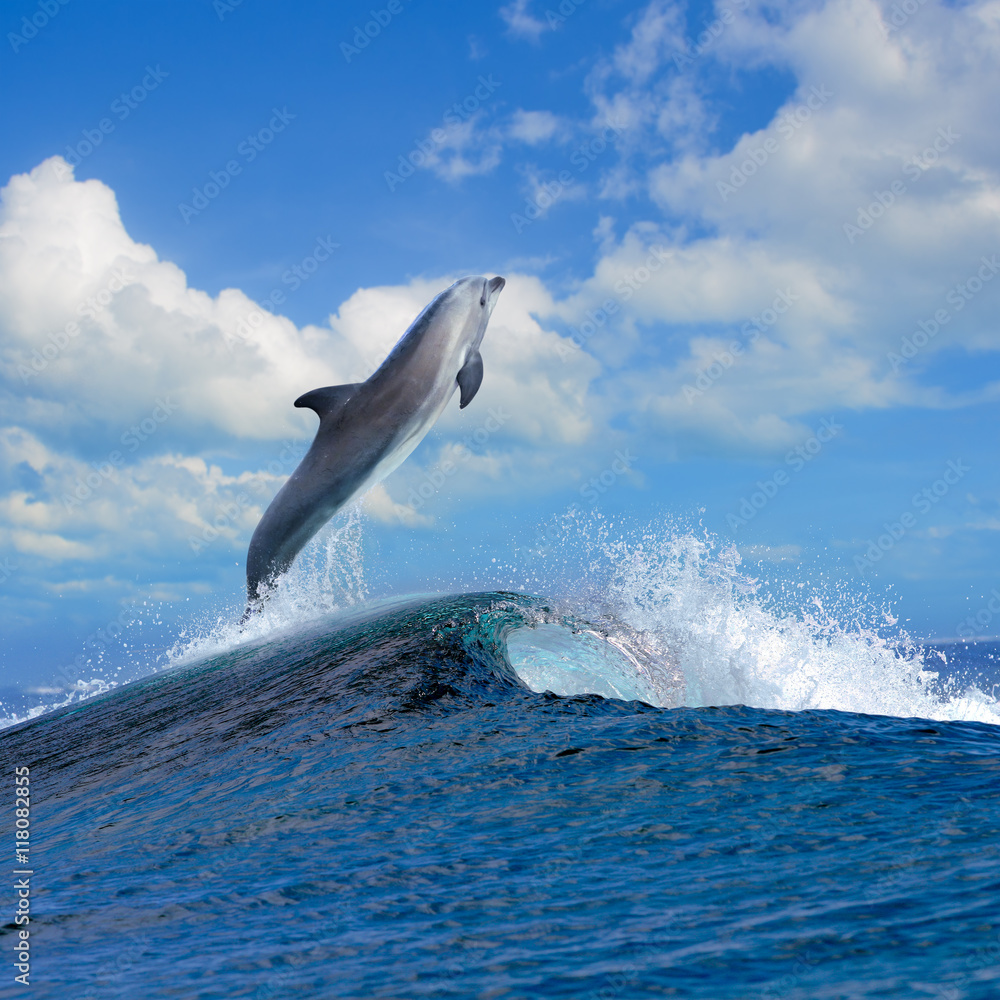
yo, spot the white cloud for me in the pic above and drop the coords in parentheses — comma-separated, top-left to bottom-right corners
(499, 0, 551, 42)
(418, 112, 504, 182)
(0, 158, 602, 571)
(361, 483, 433, 527)
(467, 34, 487, 60)
(585, 0, 692, 144)
(11, 529, 94, 561)
(566, 0, 1000, 448)
(611, 0, 687, 84)
(415, 108, 629, 194)
(0, 425, 281, 565)
(507, 110, 567, 145)
(0, 159, 329, 441)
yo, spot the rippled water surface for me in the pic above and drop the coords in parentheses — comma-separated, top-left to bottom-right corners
(3, 588, 999, 999)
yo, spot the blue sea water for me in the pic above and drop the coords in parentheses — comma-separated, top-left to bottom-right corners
(3, 523, 1000, 998)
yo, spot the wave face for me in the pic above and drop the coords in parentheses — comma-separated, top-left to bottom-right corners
(7, 517, 1000, 729)
(3, 589, 1000, 999)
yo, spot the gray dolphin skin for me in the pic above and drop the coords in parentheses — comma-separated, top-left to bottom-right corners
(244, 274, 506, 613)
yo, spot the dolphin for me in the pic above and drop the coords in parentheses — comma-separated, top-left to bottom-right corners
(244, 274, 506, 612)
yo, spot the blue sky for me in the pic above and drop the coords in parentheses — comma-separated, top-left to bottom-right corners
(1, 0, 999, 700)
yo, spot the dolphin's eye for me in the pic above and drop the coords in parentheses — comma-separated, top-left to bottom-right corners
(480, 295, 486, 306)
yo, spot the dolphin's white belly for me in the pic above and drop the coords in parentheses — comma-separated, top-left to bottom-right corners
(362, 369, 459, 493)
(245, 274, 505, 608)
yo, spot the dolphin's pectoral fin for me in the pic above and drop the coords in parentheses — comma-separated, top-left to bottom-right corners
(294, 383, 362, 421)
(456, 350, 484, 409)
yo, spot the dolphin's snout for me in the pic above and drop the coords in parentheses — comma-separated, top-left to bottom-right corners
(484, 275, 505, 311)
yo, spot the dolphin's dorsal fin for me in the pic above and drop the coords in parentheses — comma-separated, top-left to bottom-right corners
(294, 383, 361, 421)
(456, 350, 484, 409)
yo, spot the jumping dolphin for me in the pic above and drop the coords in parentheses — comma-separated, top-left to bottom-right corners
(244, 274, 506, 612)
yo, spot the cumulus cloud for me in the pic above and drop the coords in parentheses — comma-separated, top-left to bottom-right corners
(563, 0, 1000, 451)
(0, 158, 329, 442)
(361, 484, 434, 527)
(0, 158, 601, 578)
(5, 0, 999, 584)
(0, 424, 289, 570)
(326, 272, 598, 446)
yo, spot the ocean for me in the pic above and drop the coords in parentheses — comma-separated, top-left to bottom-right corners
(2, 521, 999, 998)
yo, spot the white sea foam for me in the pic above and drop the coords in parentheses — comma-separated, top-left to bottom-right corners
(0, 677, 117, 730)
(164, 505, 371, 667)
(0, 510, 371, 731)
(5, 506, 998, 730)
(506, 511, 1000, 725)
